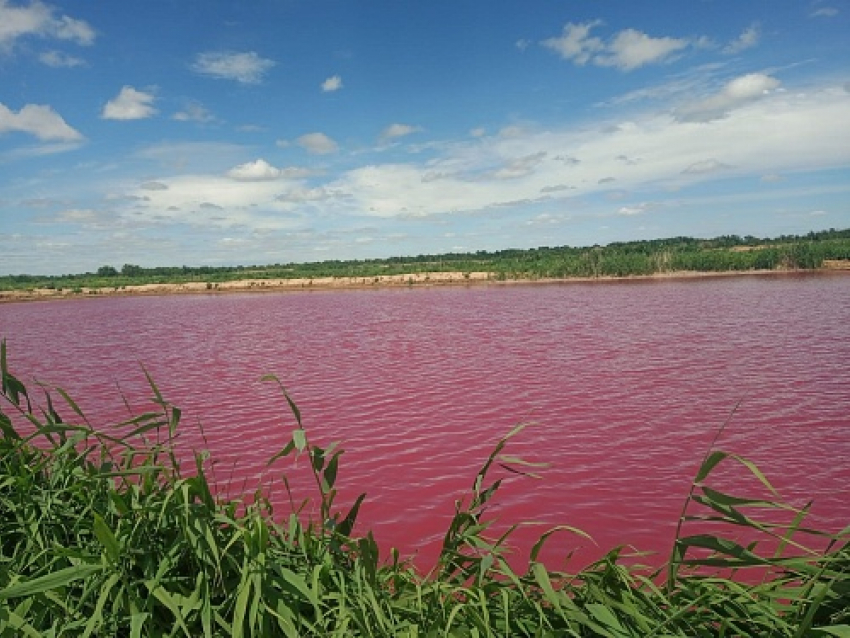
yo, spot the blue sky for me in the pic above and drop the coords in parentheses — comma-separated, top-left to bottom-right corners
(1, 0, 849, 275)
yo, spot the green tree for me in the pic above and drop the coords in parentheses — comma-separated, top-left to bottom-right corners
(97, 265, 118, 277)
(121, 264, 144, 277)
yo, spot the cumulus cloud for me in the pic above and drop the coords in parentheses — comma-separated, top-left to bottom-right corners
(39, 49, 84, 67)
(0, 101, 83, 141)
(89, 79, 850, 260)
(554, 155, 581, 166)
(542, 21, 688, 71)
(102, 86, 158, 120)
(140, 181, 168, 191)
(226, 158, 285, 181)
(275, 186, 344, 203)
(618, 204, 647, 216)
(191, 51, 275, 84)
(499, 125, 526, 138)
(540, 184, 574, 193)
(56, 208, 98, 222)
(173, 102, 214, 123)
(321, 75, 343, 92)
(491, 151, 547, 180)
(541, 20, 604, 65)
(723, 23, 760, 54)
(676, 73, 780, 122)
(0, 0, 95, 50)
(380, 123, 420, 141)
(597, 29, 689, 71)
(297, 132, 338, 154)
(811, 7, 839, 17)
(682, 159, 731, 174)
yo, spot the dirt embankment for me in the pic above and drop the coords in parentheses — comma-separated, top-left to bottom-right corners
(0, 271, 493, 303)
(822, 259, 850, 270)
(2, 266, 849, 304)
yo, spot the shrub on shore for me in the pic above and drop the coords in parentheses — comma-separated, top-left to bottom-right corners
(1, 341, 848, 636)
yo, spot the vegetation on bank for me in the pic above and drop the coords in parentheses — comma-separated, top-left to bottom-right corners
(2, 228, 850, 293)
(1, 343, 848, 636)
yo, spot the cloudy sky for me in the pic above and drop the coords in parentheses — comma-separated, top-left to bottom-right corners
(1, 0, 849, 275)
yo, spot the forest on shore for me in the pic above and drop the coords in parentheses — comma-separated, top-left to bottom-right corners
(2, 227, 850, 293)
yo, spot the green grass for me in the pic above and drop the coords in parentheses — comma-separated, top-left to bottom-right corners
(1, 340, 848, 636)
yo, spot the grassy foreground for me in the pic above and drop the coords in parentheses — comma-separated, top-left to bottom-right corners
(1, 343, 848, 636)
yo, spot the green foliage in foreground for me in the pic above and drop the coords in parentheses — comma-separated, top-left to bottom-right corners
(1, 344, 848, 636)
(2, 228, 850, 291)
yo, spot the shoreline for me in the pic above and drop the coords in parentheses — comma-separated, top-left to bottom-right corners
(1, 267, 849, 304)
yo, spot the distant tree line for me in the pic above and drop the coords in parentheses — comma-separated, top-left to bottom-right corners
(2, 228, 849, 292)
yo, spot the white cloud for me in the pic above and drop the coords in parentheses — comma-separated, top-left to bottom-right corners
(327, 83, 850, 218)
(321, 75, 343, 92)
(275, 186, 345, 203)
(499, 125, 526, 138)
(224, 159, 315, 182)
(682, 159, 731, 174)
(676, 73, 780, 122)
(0, 101, 83, 141)
(540, 183, 574, 193)
(597, 29, 689, 71)
(380, 123, 420, 141)
(191, 51, 275, 84)
(134, 141, 250, 173)
(39, 49, 84, 67)
(140, 181, 168, 191)
(491, 151, 547, 180)
(56, 208, 97, 222)
(102, 86, 158, 120)
(469, 127, 486, 138)
(51, 14, 93, 44)
(122, 172, 310, 230)
(227, 158, 284, 181)
(541, 20, 604, 65)
(618, 203, 648, 216)
(297, 132, 338, 154)
(811, 7, 839, 17)
(57, 78, 849, 270)
(0, 0, 95, 50)
(723, 23, 760, 54)
(173, 102, 214, 123)
(542, 21, 688, 71)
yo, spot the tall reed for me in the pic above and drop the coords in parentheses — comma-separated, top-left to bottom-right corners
(1, 340, 847, 636)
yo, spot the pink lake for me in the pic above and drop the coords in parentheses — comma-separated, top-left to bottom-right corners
(2, 272, 849, 571)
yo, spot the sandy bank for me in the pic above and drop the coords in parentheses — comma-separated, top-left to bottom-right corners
(1, 267, 848, 304)
(0, 271, 491, 303)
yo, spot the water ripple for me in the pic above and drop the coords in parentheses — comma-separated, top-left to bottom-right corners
(1, 273, 848, 567)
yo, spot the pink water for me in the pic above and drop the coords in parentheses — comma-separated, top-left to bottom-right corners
(2, 273, 849, 570)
